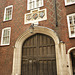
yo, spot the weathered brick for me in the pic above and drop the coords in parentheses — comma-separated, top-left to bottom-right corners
(0, 0, 75, 75)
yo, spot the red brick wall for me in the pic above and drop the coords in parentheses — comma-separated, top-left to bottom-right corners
(65, 4, 75, 51)
(0, 0, 75, 75)
(66, 4, 75, 15)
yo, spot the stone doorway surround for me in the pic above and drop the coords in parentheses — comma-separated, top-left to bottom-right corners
(11, 26, 68, 75)
(67, 47, 75, 75)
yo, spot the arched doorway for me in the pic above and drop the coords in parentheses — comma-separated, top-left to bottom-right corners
(68, 47, 75, 75)
(12, 26, 61, 75)
(21, 33, 57, 75)
(71, 50, 75, 75)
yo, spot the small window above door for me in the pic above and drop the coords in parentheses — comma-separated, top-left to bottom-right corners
(27, 0, 44, 10)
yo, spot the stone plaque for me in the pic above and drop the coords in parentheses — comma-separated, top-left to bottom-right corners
(24, 9, 47, 24)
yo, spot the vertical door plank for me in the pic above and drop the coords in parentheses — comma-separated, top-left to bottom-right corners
(33, 60, 37, 75)
(43, 47, 47, 55)
(39, 47, 43, 56)
(48, 61, 53, 75)
(34, 48, 36, 56)
(29, 60, 33, 75)
(39, 61, 43, 75)
(44, 61, 48, 75)
(39, 34, 42, 46)
(52, 61, 57, 75)
(48, 46, 51, 57)
(30, 48, 33, 56)
(27, 48, 30, 56)
(51, 45, 55, 58)
(25, 60, 28, 75)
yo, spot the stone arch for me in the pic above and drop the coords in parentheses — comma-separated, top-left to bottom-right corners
(67, 47, 75, 75)
(68, 47, 75, 54)
(12, 26, 61, 75)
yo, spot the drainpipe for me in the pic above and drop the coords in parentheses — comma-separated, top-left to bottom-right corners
(54, 0, 58, 27)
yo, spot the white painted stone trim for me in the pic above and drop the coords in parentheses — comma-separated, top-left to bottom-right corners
(65, 0, 75, 6)
(67, 47, 75, 75)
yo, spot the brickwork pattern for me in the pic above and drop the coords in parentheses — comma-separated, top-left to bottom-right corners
(0, 0, 75, 75)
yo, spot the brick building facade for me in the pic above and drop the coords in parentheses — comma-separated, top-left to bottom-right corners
(0, 0, 75, 75)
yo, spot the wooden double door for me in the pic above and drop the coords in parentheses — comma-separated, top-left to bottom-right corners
(21, 33, 57, 75)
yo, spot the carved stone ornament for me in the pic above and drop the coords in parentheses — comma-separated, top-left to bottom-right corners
(25, 8, 47, 24)
(26, 14, 31, 20)
(33, 13, 38, 20)
(39, 11, 45, 18)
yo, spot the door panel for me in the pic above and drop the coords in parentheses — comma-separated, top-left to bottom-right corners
(21, 33, 57, 75)
(21, 59, 37, 75)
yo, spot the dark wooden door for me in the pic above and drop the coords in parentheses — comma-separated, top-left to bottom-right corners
(21, 33, 57, 75)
